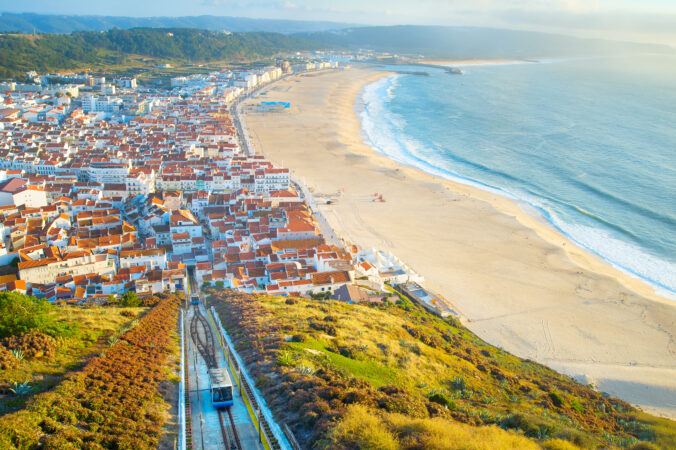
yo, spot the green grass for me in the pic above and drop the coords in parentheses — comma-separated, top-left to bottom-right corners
(288, 339, 401, 388)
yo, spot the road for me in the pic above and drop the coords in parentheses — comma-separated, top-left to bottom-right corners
(231, 78, 344, 248)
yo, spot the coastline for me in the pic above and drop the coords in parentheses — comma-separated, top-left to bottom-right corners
(242, 67, 676, 418)
(359, 72, 676, 300)
(416, 58, 524, 66)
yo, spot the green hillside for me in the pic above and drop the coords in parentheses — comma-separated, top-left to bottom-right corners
(208, 289, 675, 449)
(0, 12, 357, 35)
(0, 28, 328, 78)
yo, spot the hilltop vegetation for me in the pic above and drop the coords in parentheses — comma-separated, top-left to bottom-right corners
(0, 293, 181, 449)
(0, 12, 356, 35)
(208, 289, 675, 449)
(0, 27, 327, 78)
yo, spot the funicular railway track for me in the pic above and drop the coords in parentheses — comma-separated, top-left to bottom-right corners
(190, 303, 242, 450)
(214, 312, 282, 450)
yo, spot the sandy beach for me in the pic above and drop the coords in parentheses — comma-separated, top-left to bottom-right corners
(242, 68, 676, 418)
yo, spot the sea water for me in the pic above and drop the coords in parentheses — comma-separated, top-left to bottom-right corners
(360, 56, 676, 296)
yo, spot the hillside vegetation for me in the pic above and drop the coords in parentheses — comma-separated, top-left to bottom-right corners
(0, 293, 181, 449)
(0, 27, 327, 78)
(0, 292, 149, 413)
(0, 12, 355, 35)
(208, 289, 675, 449)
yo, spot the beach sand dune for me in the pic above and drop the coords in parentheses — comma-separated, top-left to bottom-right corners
(243, 68, 676, 418)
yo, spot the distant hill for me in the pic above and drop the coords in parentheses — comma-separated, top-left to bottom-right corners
(0, 28, 329, 78)
(0, 12, 357, 35)
(303, 25, 675, 59)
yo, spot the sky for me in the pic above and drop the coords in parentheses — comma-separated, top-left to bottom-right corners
(2, 0, 676, 46)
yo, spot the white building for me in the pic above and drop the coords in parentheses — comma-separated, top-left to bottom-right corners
(87, 162, 129, 185)
(119, 249, 167, 270)
(13, 185, 47, 208)
(81, 96, 123, 114)
(169, 210, 202, 238)
(171, 77, 188, 87)
(101, 83, 116, 95)
(115, 78, 137, 89)
(356, 248, 423, 285)
(18, 253, 117, 285)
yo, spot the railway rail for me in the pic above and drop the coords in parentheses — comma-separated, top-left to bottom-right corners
(210, 309, 283, 450)
(190, 305, 242, 450)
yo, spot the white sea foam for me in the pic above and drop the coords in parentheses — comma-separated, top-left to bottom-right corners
(358, 73, 676, 297)
(361, 75, 519, 197)
(548, 219, 676, 299)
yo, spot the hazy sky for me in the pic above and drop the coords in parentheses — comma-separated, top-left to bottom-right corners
(2, 0, 676, 46)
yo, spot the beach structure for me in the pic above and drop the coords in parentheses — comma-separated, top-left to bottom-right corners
(397, 282, 457, 318)
(355, 248, 423, 286)
(244, 101, 291, 113)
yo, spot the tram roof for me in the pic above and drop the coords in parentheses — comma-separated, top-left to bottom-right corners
(210, 368, 232, 387)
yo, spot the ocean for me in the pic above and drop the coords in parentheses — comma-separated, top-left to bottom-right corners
(359, 56, 676, 296)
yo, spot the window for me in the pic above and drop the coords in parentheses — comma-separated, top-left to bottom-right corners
(212, 386, 233, 403)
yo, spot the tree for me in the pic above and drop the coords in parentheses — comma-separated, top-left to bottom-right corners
(0, 292, 76, 338)
(121, 291, 141, 307)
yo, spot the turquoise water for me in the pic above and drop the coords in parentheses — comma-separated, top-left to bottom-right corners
(360, 56, 676, 295)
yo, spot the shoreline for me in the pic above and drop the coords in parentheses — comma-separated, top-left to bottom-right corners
(415, 58, 525, 66)
(356, 72, 676, 300)
(242, 67, 676, 418)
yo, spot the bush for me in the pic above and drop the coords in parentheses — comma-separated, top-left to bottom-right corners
(629, 442, 660, 450)
(276, 351, 294, 367)
(377, 390, 429, 418)
(318, 404, 398, 450)
(385, 413, 539, 450)
(569, 397, 584, 414)
(290, 333, 307, 342)
(428, 392, 457, 411)
(542, 438, 582, 449)
(309, 321, 337, 336)
(0, 345, 19, 370)
(549, 391, 564, 408)
(120, 292, 140, 307)
(0, 292, 76, 338)
(1, 332, 57, 359)
(449, 376, 467, 392)
(501, 413, 550, 438)
(141, 295, 161, 307)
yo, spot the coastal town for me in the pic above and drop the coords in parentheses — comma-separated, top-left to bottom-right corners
(0, 57, 454, 316)
(0, 8, 675, 449)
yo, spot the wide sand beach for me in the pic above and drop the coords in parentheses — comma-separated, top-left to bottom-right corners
(242, 67, 676, 418)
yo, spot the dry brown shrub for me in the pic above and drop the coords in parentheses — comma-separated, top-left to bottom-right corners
(2, 332, 57, 359)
